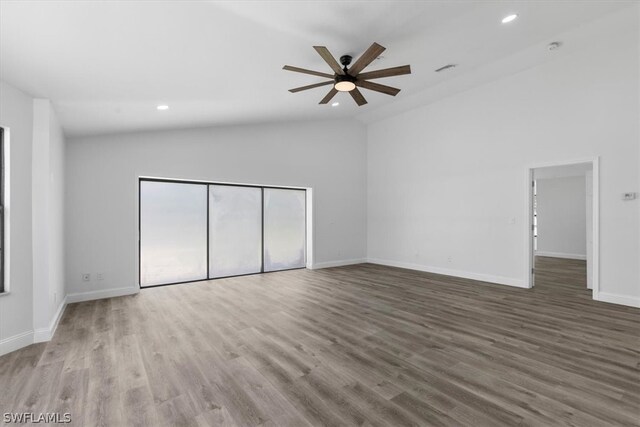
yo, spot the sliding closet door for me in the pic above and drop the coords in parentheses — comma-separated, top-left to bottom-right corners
(263, 188, 306, 272)
(209, 185, 262, 278)
(140, 181, 208, 287)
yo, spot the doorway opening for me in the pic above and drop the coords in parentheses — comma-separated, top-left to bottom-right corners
(138, 178, 308, 288)
(526, 159, 599, 299)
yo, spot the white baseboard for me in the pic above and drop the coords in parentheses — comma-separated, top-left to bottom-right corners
(596, 292, 640, 308)
(33, 296, 68, 343)
(2, 287, 139, 356)
(310, 258, 367, 269)
(66, 286, 139, 304)
(367, 258, 527, 288)
(2, 297, 69, 355)
(0, 330, 34, 357)
(535, 251, 587, 260)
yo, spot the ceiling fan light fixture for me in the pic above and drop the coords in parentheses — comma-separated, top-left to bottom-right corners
(333, 73, 356, 92)
(334, 74, 356, 92)
(335, 81, 356, 92)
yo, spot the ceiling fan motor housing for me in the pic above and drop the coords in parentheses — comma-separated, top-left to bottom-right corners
(335, 73, 355, 84)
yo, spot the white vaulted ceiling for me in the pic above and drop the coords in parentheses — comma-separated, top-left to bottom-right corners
(0, 0, 633, 137)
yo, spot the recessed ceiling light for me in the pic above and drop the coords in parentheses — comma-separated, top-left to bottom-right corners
(331, 102, 340, 107)
(502, 14, 518, 24)
(157, 105, 169, 110)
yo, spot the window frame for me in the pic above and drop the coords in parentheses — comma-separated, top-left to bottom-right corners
(0, 127, 5, 293)
(138, 177, 307, 289)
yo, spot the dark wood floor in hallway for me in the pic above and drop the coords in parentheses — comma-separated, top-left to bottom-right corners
(1, 258, 639, 426)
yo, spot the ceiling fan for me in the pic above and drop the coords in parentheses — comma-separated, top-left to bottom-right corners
(283, 42, 411, 106)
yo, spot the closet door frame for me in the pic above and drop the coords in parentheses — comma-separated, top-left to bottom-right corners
(138, 177, 306, 289)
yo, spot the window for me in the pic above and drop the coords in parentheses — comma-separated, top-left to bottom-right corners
(139, 178, 307, 288)
(139, 180, 208, 287)
(263, 188, 306, 272)
(209, 185, 262, 278)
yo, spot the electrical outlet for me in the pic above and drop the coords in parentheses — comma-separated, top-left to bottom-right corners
(97, 273, 104, 281)
(447, 256, 452, 263)
(82, 273, 91, 282)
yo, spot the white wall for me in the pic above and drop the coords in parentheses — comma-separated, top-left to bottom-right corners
(32, 99, 66, 341)
(0, 81, 34, 353)
(367, 12, 639, 304)
(65, 120, 367, 297)
(0, 83, 67, 355)
(32, 100, 51, 336)
(48, 102, 66, 329)
(536, 176, 587, 259)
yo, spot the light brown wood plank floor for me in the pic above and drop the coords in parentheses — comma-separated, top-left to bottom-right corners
(1, 258, 639, 426)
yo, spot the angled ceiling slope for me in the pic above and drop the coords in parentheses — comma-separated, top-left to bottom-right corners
(0, 0, 633, 137)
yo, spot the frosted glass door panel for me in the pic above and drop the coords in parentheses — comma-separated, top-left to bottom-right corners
(264, 189, 306, 272)
(209, 185, 262, 278)
(140, 181, 207, 286)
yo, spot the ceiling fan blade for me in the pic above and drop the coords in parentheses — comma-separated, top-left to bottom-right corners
(283, 65, 334, 79)
(313, 46, 344, 75)
(319, 88, 339, 104)
(349, 88, 368, 106)
(357, 65, 411, 80)
(348, 42, 386, 76)
(356, 80, 400, 96)
(289, 80, 334, 93)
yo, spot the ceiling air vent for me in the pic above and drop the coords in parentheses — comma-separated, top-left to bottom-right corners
(435, 64, 457, 72)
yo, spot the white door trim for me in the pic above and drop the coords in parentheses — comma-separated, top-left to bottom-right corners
(525, 157, 599, 300)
